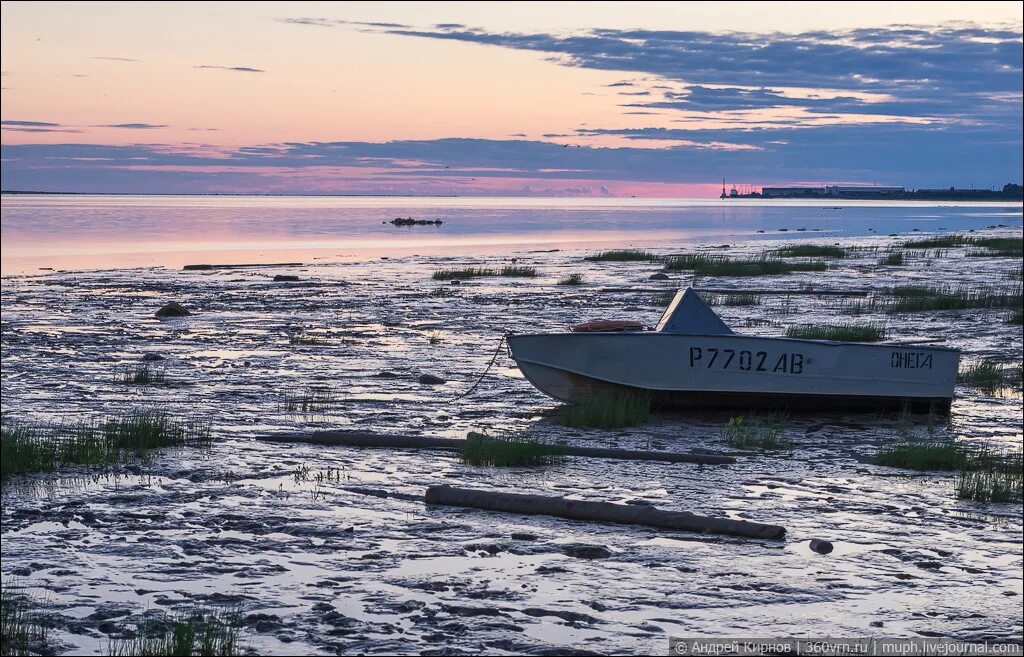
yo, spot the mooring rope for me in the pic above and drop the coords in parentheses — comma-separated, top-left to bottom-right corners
(450, 333, 508, 402)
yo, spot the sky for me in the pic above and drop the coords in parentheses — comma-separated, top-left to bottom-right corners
(1, 1, 1022, 196)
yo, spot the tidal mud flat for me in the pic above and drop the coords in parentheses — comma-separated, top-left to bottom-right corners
(1, 229, 1022, 655)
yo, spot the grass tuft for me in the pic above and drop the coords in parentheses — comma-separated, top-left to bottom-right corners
(584, 249, 658, 262)
(499, 266, 537, 277)
(663, 254, 828, 277)
(879, 250, 905, 266)
(885, 285, 1022, 313)
(432, 266, 536, 280)
(713, 293, 761, 306)
(771, 244, 848, 258)
(279, 387, 337, 415)
(1, 582, 48, 657)
(557, 273, 585, 286)
(902, 234, 1023, 257)
(108, 606, 245, 657)
(555, 393, 651, 429)
(432, 267, 495, 280)
(958, 360, 1022, 391)
(1007, 308, 1023, 325)
(462, 431, 562, 467)
(876, 439, 967, 470)
(955, 454, 1023, 503)
(786, 323, 886, 342)
(723, 413, 792, 450)
(1, 412, 212, 480)
(120, 364, 166, 385)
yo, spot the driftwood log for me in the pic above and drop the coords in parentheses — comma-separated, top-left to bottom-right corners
(425, 485, 785, 540)
(260, 430, 735, 465)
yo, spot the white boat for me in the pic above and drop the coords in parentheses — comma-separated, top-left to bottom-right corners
(507, 289, 959, 412)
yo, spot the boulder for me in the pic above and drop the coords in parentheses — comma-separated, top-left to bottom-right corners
(649, 272, 670, 281)
(418, 373, 446, 385)
(154, 302, 191, 318)
(141, 353, 165, 362)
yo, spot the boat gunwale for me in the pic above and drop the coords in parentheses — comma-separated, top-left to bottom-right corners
(507, 331, 961, 352)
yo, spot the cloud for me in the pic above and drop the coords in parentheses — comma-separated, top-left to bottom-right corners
(94, 123, 169, 129)
(275, 17, 408, 29)
(92, 56, 139, 62)
(1, 120, 82, 133)
(2, 125, 1019, 194)
(194, 65, 265, 73)
(2, 120, 61, 127)
(375, 22, 1021, 129)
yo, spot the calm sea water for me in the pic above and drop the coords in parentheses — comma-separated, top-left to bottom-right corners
(1, 194, 1021, 274)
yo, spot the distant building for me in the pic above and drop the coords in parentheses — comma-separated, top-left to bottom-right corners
(825, 185, 905, 196)
(761, 186, 827, 198)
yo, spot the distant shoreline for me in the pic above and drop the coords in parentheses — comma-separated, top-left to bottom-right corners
(1, 190, 462, 198)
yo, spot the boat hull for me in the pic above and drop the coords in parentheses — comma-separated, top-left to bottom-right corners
(508, 333, 958, 412)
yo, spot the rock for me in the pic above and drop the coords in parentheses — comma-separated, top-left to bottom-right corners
(511, 532, 538, 541)
(560, 543, 612, 560)
(649, 272, 670, 280)
(810, 539, 834, 555)
(450, 280, 462, 285)
(390, 217, 444, 226)
(154, 302, 191, 318)
(418, 373, 446, 385)
(273, 274, 300, 282)
(141, 353, 165, 361)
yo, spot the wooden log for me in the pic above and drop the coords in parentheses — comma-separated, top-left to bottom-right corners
(259, 431, 735, 465)
(424, 485, 785, 540)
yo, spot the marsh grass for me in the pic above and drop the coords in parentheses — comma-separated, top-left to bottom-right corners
(903, 234, 1023, 257)
(879, 250, 905, 266)
(120, 364, 166, 385)
(650, 290, 677, 307)
(723, 413, 792, 450)
(289, 331, 322, 345)
(662, 254, 828, 277)
(876, 439, 967, 470)
(885, 285, 1023, 313)
(902, 235, 972, 249)
(462, 431, 562, 467)
(498, 265, 537, 277)
(958, 360, 1023, 391)
(555, 393, 651, 429)
(955, 454, 1023, 503)
(771, 244, 848, 258)
(1009, 309, 1023, 325)
(1, 582, 48, 657)
(786, 323, 886, 342)
(432, 267, 497, 280)
(584, 249, 658, 262)
(432, 266, 536, 280)
(558, 273, 585, 286)
(714, 293, 761, 306)
(280, 387, 337, 415)
(1, 412, 212, 479)
(107, 606, 245, 657)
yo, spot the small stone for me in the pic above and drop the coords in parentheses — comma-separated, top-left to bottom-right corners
(141, 353, 165, 361)
(810, 539, 834, 555)
(418, 373, 446, 385)
(560, 543, 611, 559)
(273, 274, 300, 282)
(649, 272, 670, 280)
